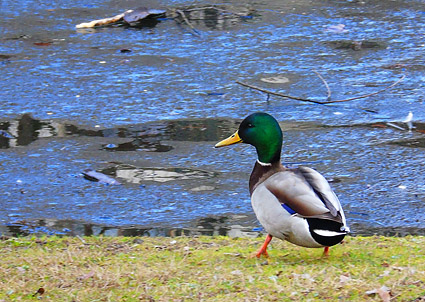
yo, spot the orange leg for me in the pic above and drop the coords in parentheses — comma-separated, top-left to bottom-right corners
(255, 234, 273, 258)
(323, 246, 330, 257)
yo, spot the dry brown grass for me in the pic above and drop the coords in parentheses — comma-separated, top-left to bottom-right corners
(0, 235, 424, 301)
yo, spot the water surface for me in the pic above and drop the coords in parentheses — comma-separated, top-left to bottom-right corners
(0, 0, 424, 236)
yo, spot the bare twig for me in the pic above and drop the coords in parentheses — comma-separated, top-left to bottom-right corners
(386, 122, 406, 131)
(324, 75, 405, 103)
(236, 74, 405, 105)
(313, 70, 331, 101)
(235, 80, 325, 104)
(175, 9, 201, 36)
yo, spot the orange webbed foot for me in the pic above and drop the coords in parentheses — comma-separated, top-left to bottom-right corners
(250, 234, 273, 259)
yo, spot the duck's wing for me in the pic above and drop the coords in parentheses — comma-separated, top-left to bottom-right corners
(297, 166, 341, 217)
(263, 166, 343, 222)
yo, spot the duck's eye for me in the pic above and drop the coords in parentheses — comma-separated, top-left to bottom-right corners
(247, 123, 254, 128)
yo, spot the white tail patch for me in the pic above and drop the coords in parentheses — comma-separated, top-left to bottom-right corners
(313, 229, 347, 237)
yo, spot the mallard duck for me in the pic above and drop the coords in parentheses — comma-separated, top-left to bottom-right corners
(215, 112, 349, 257)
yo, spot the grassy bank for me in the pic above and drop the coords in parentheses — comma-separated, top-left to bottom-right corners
(1, 235, 424, 301)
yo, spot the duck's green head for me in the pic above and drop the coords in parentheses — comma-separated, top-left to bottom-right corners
(215, 112, 283, 164)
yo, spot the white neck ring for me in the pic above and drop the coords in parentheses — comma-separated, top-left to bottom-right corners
(257, 159, 272, 166)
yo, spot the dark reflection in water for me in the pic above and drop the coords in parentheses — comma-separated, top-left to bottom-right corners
(0, 114, 238, 150)
(102, 139, 173, 152)
(3, 114, 425, 151)
(349, 223, 425, 237)
(391, 139, 425, 148)
(174, 5, 255, 30)
(326, 40, 386, 51)
(101, 163, 217, 183)
(0, 54, 14, 60)
(368, 121, 425, 148)
(0, 114, 43, 148)
(2, 217, 424, 238)
(1, 216, 257, 238)
(123, 17, 162, 29)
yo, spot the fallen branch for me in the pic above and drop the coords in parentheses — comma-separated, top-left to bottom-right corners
(313, 70, 331, 101)
(235, 80, 325, 104)
(325, 75, 405, 103)
(76, 7, 166, 29)
(76, 12, 128, 28)
(236, 74, 405, 105)
(175, 9, 201, 36)
(75, 5, 252, 30)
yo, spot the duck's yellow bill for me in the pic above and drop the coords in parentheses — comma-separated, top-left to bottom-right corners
(215, 131, 243, 148)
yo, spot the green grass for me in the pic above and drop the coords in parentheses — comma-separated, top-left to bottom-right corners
(0, 235, 424, 301)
